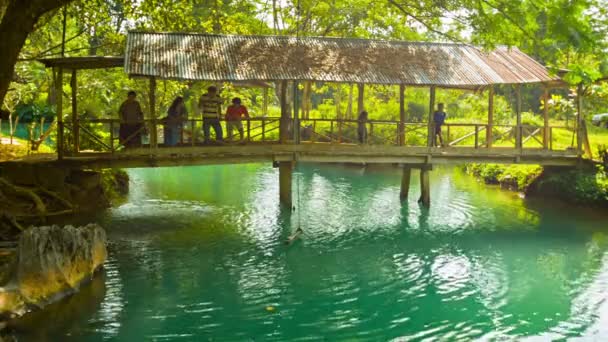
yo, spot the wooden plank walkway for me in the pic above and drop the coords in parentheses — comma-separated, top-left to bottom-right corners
(0, 143, 580, 169)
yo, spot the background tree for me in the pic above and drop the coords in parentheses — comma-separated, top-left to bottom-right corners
(0, 0, 75, 107)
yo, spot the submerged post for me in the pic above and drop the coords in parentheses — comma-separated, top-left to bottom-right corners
(71, 69, 79, 153)
(487, 86, 494, 148)
(418, 167, 431, 207)
(427, 86, 436, 147)
(400, 166, 411, 200)
(279, 161, 293, 206)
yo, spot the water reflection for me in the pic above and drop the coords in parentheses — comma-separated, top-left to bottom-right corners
(12, 164, 608, 341)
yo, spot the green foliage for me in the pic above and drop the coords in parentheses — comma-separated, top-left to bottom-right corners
(466, 163, 542, 190)
(536, 166, 608, 205)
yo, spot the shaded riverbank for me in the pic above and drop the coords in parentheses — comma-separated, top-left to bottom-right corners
(465, 162, 608, 207)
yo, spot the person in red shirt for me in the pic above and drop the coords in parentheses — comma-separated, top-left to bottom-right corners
(225, 97, 250, 141)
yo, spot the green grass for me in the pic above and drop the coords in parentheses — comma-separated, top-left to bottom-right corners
(0, 136, 54, 161)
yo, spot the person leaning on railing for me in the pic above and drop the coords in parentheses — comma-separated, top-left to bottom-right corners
(358, 110, 368, 144)
(163, 96, 187, 146)
(225, 97, 250, 141)
(118, 90, 144, 148)
(198, 86, 223, 143)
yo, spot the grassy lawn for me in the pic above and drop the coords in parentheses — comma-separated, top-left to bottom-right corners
(0, 136, 54, 162)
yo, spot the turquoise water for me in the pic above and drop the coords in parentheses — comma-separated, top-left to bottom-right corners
(10, 164, 608, 341)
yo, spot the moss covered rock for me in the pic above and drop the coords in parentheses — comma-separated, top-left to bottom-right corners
(0, 224, 107, 319)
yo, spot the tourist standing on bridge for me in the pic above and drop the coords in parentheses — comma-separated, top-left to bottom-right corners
(163, 96, 187, 146)
(199, 86, 223, 143)
(358, 110, 368, 144)
(225, 97, 249, 141)
(119, 91, 144, 148)
(434, 103, 447, 147)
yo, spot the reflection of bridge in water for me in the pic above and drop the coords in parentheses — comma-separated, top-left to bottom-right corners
(7, 32, 590, 206)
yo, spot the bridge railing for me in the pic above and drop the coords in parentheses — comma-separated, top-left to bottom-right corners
(60, 117, 578, 155)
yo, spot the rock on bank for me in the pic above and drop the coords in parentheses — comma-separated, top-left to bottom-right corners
(0, 224, 107, 319)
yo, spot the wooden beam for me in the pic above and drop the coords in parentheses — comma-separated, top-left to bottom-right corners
(487, 86, 494, 148)
(263, 87, 269, 116)
(399, 84, 406, 146)
(543, 87, 550, 149)
(515, 84, 522, 149)
(293, 80, 300, 144)
(427, 86, 436, 147)
(357, 83, 365, 114)
(56, 67, 64, 160)
(149, 77, 157, 148)
(576, 83, 584, 154)
(280, 80, 289, 143)
(70, 69, 79, 153)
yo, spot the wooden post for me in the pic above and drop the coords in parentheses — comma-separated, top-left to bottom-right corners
(293, 80, 300, 144)
(418, 168, 430, 207)
(427, 86, 436, 147)
(515, 84, 522, 149)
(70, 69, 79, 153)
(263, 87, 269, 116)
(474, 125, 479, 148)
(56, 67, 64, 160)
(279, 161, 293, 206)
(576, 83, 584, 154)
(279, 80, 289, 143)
(357, 83, 365, 114)
(543, 87, 550, 149)
(487, 86, 494, 148)
(149, 77, 157, 148)
(399, 84, 406, 146)
(400, 166, 411, 200)
(110, 121, 114, 153)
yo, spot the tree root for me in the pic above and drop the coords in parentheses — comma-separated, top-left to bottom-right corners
(35, 188, 73, 210)
(0, 178, 46, 214)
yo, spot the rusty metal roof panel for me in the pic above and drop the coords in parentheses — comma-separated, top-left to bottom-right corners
(124, 32, 560, 87)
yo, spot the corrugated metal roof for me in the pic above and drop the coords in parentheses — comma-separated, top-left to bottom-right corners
(124, 31, 560, 87)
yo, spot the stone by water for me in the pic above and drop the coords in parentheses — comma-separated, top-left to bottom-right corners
(9, 164, 608, 341)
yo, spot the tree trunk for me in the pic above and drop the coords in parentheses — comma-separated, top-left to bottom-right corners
(0, 0, 74, 107)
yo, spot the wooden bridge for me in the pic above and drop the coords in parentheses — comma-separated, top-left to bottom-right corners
(2, 32, 590, 206)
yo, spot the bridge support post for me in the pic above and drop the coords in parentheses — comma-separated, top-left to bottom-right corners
(400, 166, 411, 200)
(418, 167, 431, 207)
(279, 80, 290, 143)
(357, 83, 365, 114)
(576, 83, 584, 155)
(427, 86, 436, 147)
(515, 84, 522, 149)
(399, 84, 406, 146)
(55, 67, 64, 160)
(487, 86, 494, 148)
(279, 161, 293, 206)
(71, 69, 79, 153)
(543, 87, 550, 149)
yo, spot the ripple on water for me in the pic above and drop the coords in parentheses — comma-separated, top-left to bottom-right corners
(16, 165, 608, 341)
